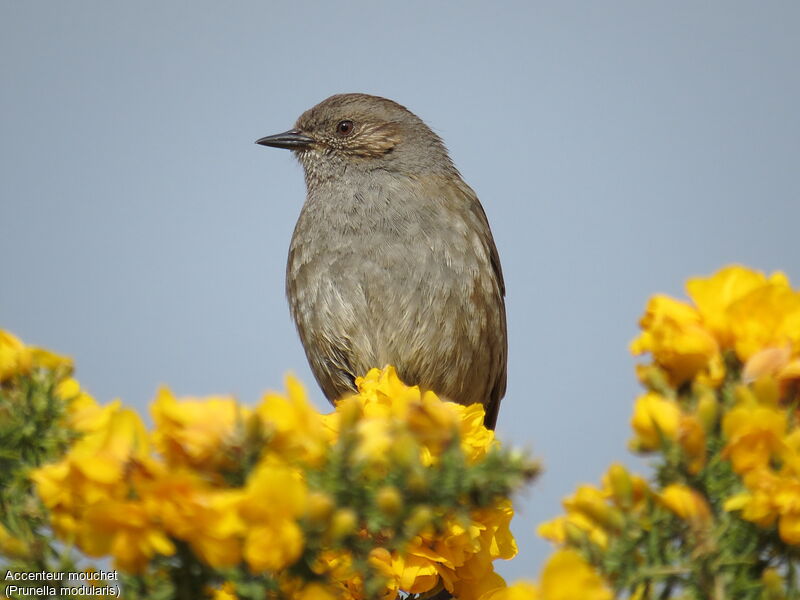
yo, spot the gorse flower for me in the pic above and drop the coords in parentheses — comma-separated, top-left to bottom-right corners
(629, 391, 681, 451)
(629, 295, 722, 386)
(152, 387, 246, 470)
(256, 374, 332, 465)
(720, 378, 800, 547)
(631, 265, 800, 386)
(0, 329, 72, 382)
(481, 550, 613, 600)
(658, 484, 712, 530)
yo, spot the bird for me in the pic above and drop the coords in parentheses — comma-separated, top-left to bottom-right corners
(256, 93, 507, 429)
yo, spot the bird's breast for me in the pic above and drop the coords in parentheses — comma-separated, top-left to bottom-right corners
(285, 175, 505, 409)
(287, 178, 488, 302)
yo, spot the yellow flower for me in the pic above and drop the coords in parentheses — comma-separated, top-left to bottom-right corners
(453, 401, 496, 464)
(64, 389, 114, 434)
(761, 568, 787, 599)
(743, 346, 793, 382)
(69, 405, 150, 483)
(245, 518, 304, 573)
(538, 512, 608, 550)
(54, 376, 82, 400)
(780, 431, 800, 478)
(630, 295, 720, 385)
(152, 386, 244, 469)
(694, 386, 719, 431)
(629, 392, 680, 451)
(209, 582, 238, 600)
(257, 375, 331, 464)
(0, 330, 73, 381)
(137, 468, 244, 568)
(305, 491, 335, 525)
(774, 479, 800, 544)
(602, 466, 650, 512)
(367, 547, 399, 600)
(293, 583, 340, 600)
(0, 523, 30, 559)
(354, 367, 463, 458)
(329, 508, 358, 541)
(743, 349, 800, 405)
(722, 397, 786, 474)
(724, 469, 800, 545)
(480, 581, 540, 600)
(727, 281, 800, 361)
(390, 551, 442, 595)
(659, 484, 712, 529)
(678, 414, 707, 474)
(384, 499, 515, 600)
(238, 457, 307, 572)
(79, 500, 175, 573)
(604, 463, 634, 508)
(686, 265, 785, 347)
(0, 330, 32, 381)
(470, 499, 518, 561)
(353, 418, 393, 467)
(723, 471, 779, 528)
(333, 367, 496, 469)
(376, 485, 403, 517)
(355, 366, 421, 413)
(33, 403, 150, 514)
(29, 346, 73, 372)
(451, 571, 507, 600)
(563, 485, 623, 532)
(635, 267, 800, 382)
(538, 549, 612, 600)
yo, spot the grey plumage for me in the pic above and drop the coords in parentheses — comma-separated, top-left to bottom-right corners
(257, 94, 507, 429)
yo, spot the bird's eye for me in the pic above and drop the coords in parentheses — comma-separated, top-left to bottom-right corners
(336, 120, 354, 136)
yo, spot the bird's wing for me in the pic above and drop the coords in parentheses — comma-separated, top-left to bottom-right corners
(442, 177, 508, 429)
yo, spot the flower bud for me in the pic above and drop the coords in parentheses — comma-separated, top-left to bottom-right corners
(635, 365, 671, 394)
(734, 384, 757, 407)
(306, 492, 335, 525)
(630, 392, 680, 451)
(607, 463, 633, 508)
(753, 376, 780, 406)
(761, 568, 787, 600)
(695, 391, 719, 432)
(337, 397, 363, 431)
(390, 433, 419, 468)
(564, 521, 588, 547)
(0, 524, 30, 559)
(329, 508, 358, 540)
(678, 415, 707, 474)
(570, 485, 624, 531)
(406, 470, 428, 495)
(55, 377, 81, 401)
(376, 486, 403, 518)
(405, 506, 434, 534)
(659, 484, 712, 530)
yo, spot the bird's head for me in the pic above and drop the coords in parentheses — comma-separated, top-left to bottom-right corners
(256, 93, 456, 183)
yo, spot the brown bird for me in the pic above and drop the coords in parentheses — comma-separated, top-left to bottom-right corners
(257, 94, 507, 429)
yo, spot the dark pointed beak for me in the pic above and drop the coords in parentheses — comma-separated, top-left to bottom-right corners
(255, 129, 315, 150)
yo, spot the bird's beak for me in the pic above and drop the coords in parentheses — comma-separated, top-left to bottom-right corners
(255, 129, 315, 150)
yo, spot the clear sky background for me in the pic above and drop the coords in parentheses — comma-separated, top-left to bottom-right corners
(2, 1, 799, 582)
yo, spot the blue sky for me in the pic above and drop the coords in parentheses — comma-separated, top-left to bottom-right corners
(2, 1, 799, 581)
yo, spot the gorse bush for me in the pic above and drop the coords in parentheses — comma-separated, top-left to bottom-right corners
(535, 265, 800, 600)
(2, 265, 799, 600)
(0, 333, 537, 600)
